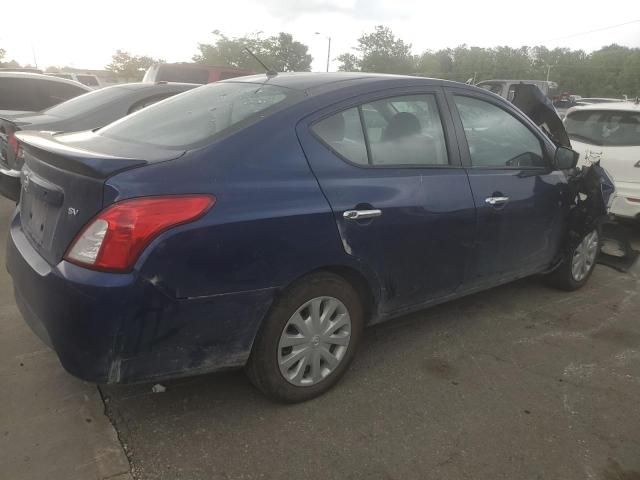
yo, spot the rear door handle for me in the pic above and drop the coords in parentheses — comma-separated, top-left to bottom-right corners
(343, 209, 382, 220)
(485, 196, 509, 206)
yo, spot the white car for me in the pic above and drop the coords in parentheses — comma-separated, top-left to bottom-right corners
(564, 101, 640, 220)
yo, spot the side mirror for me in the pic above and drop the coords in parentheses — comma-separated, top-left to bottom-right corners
(553, 146, 579, 170)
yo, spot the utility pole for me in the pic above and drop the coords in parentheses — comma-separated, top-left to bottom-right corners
(315, 32, 331, 72)
(546, 64, 552, 82)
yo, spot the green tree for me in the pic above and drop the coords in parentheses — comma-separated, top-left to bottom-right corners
(0, 47, 5, 63)
(193, 30, 312, 72)
(336, 53, 360, 71)
(335, 26, 640, 97)
(106, 50, 164, 82)
(339, 26, 415, 74)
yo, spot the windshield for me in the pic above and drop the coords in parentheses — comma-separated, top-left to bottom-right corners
(99, 82, 304, 149)
(565, 109, 640, 147)
(43, 85, 131, 117)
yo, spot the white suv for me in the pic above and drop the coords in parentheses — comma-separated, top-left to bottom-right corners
(565, 100, 640, 220)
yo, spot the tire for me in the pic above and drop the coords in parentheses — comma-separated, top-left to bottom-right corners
(545, 228, 600, 291)
(246, 272, 364, 403)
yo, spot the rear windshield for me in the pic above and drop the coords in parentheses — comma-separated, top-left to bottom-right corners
(77, 75, 99, 86)
(565, 109, 640, 147)
(43, 85, 131, 117)
(155, 65, 209, 84)
(99, 82, 304, 149)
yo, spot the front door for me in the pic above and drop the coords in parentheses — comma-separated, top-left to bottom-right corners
(446, 88, 568, 286)
(297, 88, 476, 314)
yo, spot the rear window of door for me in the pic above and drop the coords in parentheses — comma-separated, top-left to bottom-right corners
(38, 80, 88, 110)
(0, 78, 40, 111)
(453, 95, 545, 168)
(312, 94, 449, 167)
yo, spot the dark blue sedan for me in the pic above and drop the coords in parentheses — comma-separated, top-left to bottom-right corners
(7, 73, 596, 402)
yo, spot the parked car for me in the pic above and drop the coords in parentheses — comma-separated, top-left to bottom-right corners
(565, 100, 640, 220)
(142, 62, 254, 84)
(0, 72, 90, 115)
(8, 73, 602, 403)
(476, 79, 558, 101)
(45, 72, 103, 89)
(0, 82, 198, 201)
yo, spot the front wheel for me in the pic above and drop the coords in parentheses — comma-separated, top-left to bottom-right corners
(546, 229, 600, 291)
(246, 272, 364, 403)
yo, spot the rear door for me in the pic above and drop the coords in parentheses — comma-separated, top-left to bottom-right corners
(297, 87, 476, 313)
(446, 87, 567, 285)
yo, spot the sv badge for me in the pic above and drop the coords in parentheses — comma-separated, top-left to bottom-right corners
(68, 207, 80, 216)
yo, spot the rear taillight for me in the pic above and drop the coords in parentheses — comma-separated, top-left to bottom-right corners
(64, 195, 215, 272)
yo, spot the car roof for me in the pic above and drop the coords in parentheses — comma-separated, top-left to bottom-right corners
(566, 101, 640, 115)
(223, 71, 464, 95)
(0, 71, 91, 90)
(111, 82, 200, 91)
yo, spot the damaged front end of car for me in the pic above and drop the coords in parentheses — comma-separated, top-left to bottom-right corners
(512, 83, 633, 271)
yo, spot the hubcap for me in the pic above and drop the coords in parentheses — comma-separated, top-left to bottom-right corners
(277, 296, 351, 387)
(571, 230, 599, 282)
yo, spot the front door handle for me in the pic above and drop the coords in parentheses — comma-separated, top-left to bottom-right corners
(485, 196, 509, 206)
(343, 209, 382, 220)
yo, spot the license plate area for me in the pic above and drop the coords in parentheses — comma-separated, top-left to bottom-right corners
(20, 169, 64, 249)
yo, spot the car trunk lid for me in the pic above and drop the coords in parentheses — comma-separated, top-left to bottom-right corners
(16, 130, 185, 266)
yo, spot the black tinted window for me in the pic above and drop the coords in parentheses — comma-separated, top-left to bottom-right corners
(156, 65, 209, 84)
(0, 78, 39, 110)
(454, 95, 545, 168)
(312, 108, 368, 165)
(100, 82, 302, 149)
(39, 80, 88, 109)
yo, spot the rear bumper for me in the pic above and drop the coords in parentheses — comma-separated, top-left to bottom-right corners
(6, 211, 275, 384)
(610, 181, 640, 219)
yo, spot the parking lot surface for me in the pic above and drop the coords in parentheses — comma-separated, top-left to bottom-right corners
(101, 229, 640, 479)
(0, 201, 131, 480)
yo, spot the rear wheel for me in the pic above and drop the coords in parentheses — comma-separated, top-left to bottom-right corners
(546, 229, 600, 291)
(246, 272, 364, 403)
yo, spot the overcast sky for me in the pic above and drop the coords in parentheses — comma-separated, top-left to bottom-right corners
(1, 0, 638, 72)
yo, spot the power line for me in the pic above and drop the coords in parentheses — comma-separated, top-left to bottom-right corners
(545, 19, 640, 42)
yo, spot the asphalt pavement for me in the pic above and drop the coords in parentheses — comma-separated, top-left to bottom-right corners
(0, 200, 132, 480)
(101, 228, 640, 479)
